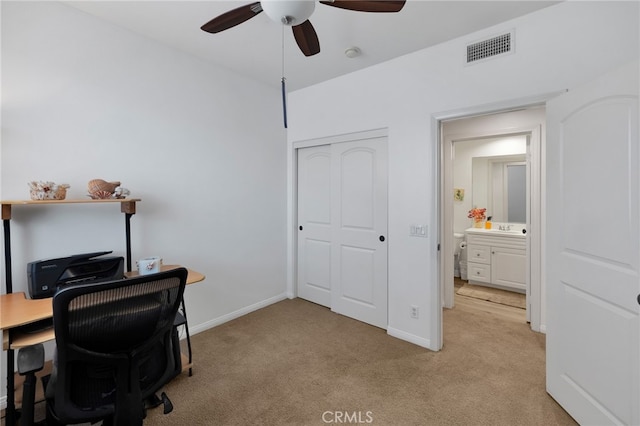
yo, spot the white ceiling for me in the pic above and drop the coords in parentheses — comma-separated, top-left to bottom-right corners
(63, 1, 559, 91)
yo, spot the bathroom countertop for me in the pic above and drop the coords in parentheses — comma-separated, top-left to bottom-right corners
(465, 227, 526, 238)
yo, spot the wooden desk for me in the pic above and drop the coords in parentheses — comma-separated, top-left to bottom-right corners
(1, 293, 53, 330)
(1, 265, 204, 350)
(124, 264, 205, 283)
(0, 293, 55, 350)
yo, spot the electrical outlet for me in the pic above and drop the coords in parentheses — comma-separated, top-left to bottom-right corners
(410, 305, 419, 319)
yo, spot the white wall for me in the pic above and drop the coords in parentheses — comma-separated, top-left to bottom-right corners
(1, 1, 288, 402)
(287, 1, 639, 349)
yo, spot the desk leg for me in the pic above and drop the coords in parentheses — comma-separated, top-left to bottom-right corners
(181, 299, 193, 377)
(6, 348, 16, 425)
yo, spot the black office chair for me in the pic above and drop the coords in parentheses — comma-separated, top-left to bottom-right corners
(23, 267, 188, 426)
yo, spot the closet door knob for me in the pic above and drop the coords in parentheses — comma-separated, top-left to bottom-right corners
(299, 226, 303, 231)
(379, 236, 385, 242)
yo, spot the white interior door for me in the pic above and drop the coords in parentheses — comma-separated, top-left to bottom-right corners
(297, 145, 332, 307)
(331, 138, 388, 329)
(297, 136, 388, 329)
(546, 61, 639, 425)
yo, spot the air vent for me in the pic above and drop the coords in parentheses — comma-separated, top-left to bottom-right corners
(466, 31, 513, 64)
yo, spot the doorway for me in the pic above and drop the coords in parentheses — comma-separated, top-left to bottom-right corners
(439, 106, 545, 333)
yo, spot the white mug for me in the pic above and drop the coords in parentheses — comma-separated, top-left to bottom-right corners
(136, 256, 162, 275)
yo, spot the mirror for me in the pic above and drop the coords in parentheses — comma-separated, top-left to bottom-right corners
(472, 154, 526, 223)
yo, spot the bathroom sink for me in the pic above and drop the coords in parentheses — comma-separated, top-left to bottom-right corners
(465, 227, 526, 236)
(491, 227, 524, 234)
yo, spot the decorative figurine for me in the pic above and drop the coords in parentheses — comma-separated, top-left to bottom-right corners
(87, 179, 129, 199)
(28, 181, 70, 200)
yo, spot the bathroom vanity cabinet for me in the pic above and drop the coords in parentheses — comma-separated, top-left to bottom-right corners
(465, 228, 526, 292)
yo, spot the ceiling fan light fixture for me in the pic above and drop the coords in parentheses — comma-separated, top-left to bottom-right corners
(261, 0, 316, 26)
(344, 46, 361, 58)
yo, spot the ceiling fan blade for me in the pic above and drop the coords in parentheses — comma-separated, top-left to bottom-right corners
(320, 0, 406, 13)
(201, 2, 263, 33)
(292, 20, 320, 57)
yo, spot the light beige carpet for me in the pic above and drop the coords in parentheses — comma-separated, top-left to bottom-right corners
(141, 298, 575, 426)
(19, 298, 574, 426)
(456, 283, 526, 309)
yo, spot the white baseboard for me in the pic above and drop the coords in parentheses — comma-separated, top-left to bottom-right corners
(189, 293, 437, 353)
(387, 326, 434, 350)
(187, 292, 289, 336)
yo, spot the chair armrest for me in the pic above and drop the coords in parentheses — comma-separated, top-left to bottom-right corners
(173, 312, 187, 327)
(18, 343, 45, 375)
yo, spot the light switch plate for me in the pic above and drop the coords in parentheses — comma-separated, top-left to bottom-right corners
(410, 224, 428, 238)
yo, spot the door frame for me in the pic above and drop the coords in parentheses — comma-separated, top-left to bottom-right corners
(443, 126, 539, 323)
(287, 128, 389, 300)
(433, 92, 564, 348)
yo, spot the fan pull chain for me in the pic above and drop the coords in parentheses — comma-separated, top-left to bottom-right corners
(281, 79, 288, 129)
(281, 25, 288, 129)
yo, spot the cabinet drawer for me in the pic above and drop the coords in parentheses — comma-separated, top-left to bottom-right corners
(467, 244, 490, 264)
(467, 262, 491, 283)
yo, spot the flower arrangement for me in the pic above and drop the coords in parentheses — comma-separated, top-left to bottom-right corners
(468, 207, 487, 223)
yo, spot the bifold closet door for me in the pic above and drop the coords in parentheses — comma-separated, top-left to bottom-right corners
(297, 138, 388, 329)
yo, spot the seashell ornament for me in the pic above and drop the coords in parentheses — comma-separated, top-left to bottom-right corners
(28, 181, 70, 200)
(90, 190, 114, 200)
(113, 186, 130, 198)
(88, 179, 121, 199)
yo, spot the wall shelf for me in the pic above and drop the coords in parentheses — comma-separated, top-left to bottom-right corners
(2, 198, 140, 218)
(2, 199, 141, 286)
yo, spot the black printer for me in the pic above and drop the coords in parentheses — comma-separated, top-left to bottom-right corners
(27, 251, 124, 299)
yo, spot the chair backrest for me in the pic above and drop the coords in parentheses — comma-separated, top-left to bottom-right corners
(47, 268, 188, 425)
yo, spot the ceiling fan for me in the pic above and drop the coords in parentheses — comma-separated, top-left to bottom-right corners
(200, 0, 407, 57)
(201, 1, 405, 128)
